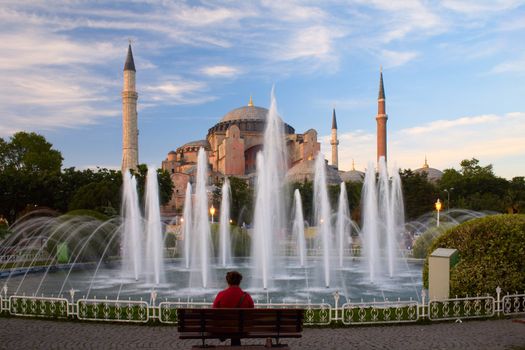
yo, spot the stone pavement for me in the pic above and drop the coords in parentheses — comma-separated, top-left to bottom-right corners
(0, 317, 524, 350)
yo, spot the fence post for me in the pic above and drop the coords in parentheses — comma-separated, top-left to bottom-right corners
(333, 291, 340, 321)
(495, 286, 501, 315)
(150, 290, 157, 320)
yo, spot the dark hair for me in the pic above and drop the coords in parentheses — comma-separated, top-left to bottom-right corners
(226, 271, 243, 286)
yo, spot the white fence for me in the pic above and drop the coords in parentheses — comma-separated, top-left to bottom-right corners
(0, 287, 523, 325)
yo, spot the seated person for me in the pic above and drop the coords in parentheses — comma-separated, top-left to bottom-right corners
(213, 271, 254, 346)
(213, 271, 254, 308)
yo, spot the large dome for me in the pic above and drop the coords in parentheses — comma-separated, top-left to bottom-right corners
(208, 102, 295, 135)
(220, 106, 269, 123)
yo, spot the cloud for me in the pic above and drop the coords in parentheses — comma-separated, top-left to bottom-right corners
(490, 55, 525, 74)
(381, 49, 419, 68)
(144, 79, 216, 105)
(200, 65, 240, 77)
(441, 0, 523, 14)
(277, 25, 343, 64)
(401, 115, 500, 135)
(322, 112, 525, 179)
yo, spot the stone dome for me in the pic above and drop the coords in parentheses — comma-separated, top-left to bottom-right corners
(286, 159, 342, 185)
(220, 106, 270, 123)
(341, 169, 365, 183)
(209, 102, 295, 135)
(415, 166, 443, 183)
(414, 159, 443, 183)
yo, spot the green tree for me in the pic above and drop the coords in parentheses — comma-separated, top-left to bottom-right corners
(69, 180, 121, 216)
(290, 180, 313, 224)
(0, 132, 62, 173)
(439, 158, 509, 212)
(228, 177, 253, 225)
(0, 132, 63, 222)
(131, 164, 174, 206)
(400, 169, 439, 220)
(345, 181, 362, 223)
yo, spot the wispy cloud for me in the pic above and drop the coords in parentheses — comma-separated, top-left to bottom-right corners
(381, 49, 419, 68)
(200, 65, 240, 77)
(490, 55, 525, 74)
(322, 112, 525, 179)
(144, 79, 215, 105)
(441, 0, 523, 15)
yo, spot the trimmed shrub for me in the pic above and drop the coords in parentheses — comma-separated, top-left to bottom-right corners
(423, 214, 525, 296)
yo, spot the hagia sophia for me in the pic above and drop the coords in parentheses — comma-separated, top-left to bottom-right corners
(120, 45, 443, 215)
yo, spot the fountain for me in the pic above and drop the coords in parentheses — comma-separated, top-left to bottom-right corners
(182, 183, 192, 269)
(189, 148, 213, 289)
(219, 179, 232, 267)
(313, 155, 332, 288)
(121, 172, 142, 280)
(144, 166, 165, 284)
(336, 182, 350, 268)
(292, 189, 306, 268)
(251, 88, 287, 290)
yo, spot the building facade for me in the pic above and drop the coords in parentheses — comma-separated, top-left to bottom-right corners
(161, 99, 322, 213)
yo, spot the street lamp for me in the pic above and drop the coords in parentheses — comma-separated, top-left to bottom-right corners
(443, 188, 454, 210)
(435, 199, 442, 227)
(210, 205, 216, 224)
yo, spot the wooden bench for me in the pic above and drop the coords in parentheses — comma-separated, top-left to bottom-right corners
(177, 308, 304, 348)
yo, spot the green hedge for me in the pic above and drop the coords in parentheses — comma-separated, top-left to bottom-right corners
(423, 214, 525, 296)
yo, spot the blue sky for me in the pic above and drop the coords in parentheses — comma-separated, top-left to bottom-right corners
(0, 0, 524, 178)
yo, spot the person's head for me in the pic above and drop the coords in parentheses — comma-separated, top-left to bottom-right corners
(225, 271, 243, 286)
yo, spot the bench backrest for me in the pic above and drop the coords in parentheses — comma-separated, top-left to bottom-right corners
(177, 308, 304, 336)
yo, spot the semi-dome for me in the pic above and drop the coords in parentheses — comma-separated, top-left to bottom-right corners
(341, 169, 365, 183)
(176, 139, 210, 153)
(286, 159, 341, 185)
(414, 158, 443, 183)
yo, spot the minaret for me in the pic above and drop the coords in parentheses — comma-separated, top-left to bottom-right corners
(122, 44, 139, 173)
(376, 67, 388, 163)
(330, 108, 339, 169)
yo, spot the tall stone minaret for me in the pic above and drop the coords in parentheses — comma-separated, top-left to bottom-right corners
(122, 44, 139, 173)
(376, 67, 388, 163)
(330, 108, 339, 169)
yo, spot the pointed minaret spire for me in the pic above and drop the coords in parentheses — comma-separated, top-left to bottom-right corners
(376, 67, 388, 163)
(352, 159, 356, 171)
(248, 95, 254, 107)
(124, 44, 136, 72)
(330, 108, 339, 169)
(378, 66, 385, 100)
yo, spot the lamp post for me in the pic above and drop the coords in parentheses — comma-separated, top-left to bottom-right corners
(444, 188, 454, 210)
(210, 205, 216, 224)
(435, 199, 442, 227)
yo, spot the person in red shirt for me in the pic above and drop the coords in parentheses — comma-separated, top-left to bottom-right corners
(213, 271, 254, 346)
(213, 270, 254, 308)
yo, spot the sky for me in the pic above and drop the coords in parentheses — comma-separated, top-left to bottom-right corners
(0, 0, 524, 179)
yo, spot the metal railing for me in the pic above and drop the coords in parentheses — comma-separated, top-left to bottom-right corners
(0, 287, 523, 325)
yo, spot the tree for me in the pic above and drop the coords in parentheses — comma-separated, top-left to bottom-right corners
(131, 164, 174, 206)
(0, 132, 62, 173)
(228, 177, 253, 225)
(400, 169, 439, 220)
(0, 132, 63, 221)
(439, 158, 509, 212)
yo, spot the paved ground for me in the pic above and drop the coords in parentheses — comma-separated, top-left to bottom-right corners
(0, 317, 524, 350)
